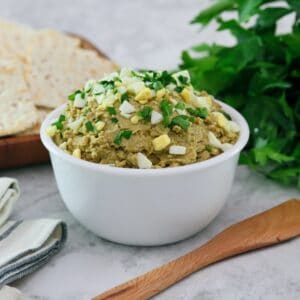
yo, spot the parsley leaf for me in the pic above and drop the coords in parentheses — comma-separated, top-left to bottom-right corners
(159, 99, 173, 126)
(138, 106, 153, 121)
(142, 70, 176, 91)
(174, 86, 184, 93)
(175, 102, 186, 110)
(121, 92, 129, 103)
(52, 114, 65, 130)
(99, 80, 115, 90)
(186, 107, 208, 118)
(106, 106, 117, 115)
(85, 121, 95, 132)
(182, 0, 300, 187)
(170, 115, 191, 130)
(111, 117, 119, 123)
(114, 130, 133, 145)
(178, 75, 189, 85)
(68, 90, 81, 101)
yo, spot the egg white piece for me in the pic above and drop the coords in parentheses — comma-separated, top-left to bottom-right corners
(169, 145, 187, 155)
(151, 111, 163, 124)
(119, 100, 136, 114)
(74, 94, 86, 108)
(137, 152, 153, 169)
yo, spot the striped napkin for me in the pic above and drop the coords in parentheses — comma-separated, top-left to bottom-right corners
(0, 177, 67, 298)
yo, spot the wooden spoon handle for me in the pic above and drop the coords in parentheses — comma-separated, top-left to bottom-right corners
(93, 199, 300, 300)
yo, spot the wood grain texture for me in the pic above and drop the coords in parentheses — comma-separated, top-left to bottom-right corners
(0, 33, 110, 169)
(94, 199, 300, 300)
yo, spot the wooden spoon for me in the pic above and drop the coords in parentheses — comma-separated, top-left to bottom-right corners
(93, 199, 300, 300)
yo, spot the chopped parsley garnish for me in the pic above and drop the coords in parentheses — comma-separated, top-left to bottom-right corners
(85, 121, 95, 132)
(131, 70, 141, 77)
(174, 86, 184, 93)
(114, 77, 122, 82)
(100, 80, 115, 90)
(178, 75, 189, 85)
(175, 102, 185, 110)
(68, 90, 82, 101)
(111, 117, 119, 123)
(151, 81, 164, 91)
(206, 145, 213, 153)
(138, 106, 153, 121)
(170, 115, 191, 130)
(142, 70, 176, 91)
(114, 130, 133, 145)
(52, 114, 65, 130)
(159, 99, 173, 126)
(121, 92, 129, 103)
(84, 80, 94, 93)
(106, 106, 117, 115)
(188, 116, 196, 123)
(186, 107, 208, 119)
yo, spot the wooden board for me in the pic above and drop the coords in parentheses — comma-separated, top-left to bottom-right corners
(0, 34, 111, 169)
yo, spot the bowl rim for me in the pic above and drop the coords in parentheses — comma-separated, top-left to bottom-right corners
(40, 100, 249, 177)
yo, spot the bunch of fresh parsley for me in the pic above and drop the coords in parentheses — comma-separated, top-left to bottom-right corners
(180, 0, 300, 188)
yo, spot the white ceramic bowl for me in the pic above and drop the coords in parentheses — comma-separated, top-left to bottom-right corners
(41, 101, 249, 246)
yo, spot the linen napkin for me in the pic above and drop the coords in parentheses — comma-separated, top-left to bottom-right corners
(0, 178, 20, 228)
(0, 177, 67, 290)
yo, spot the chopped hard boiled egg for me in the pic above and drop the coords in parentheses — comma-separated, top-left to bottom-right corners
(117, 86, 127, 94)
(127, 82, 145, 94)
(74, 94, 86, 108)
(137, 152, 152, 169)
(152, 134, 171, 151)
(72, 148, 81, 158)
(175, 109, 187, 115)
(95, 121, 105, 131)
(135, 87, 152, 103)
(208, 131, 233, 152)
(172, 70, 191, 85)
(46, 125, 57, 137)
(119, 100, 136, 114)
(68, 117, 84, 131)
(121, 112, 132, 119)
(193, 96, 212, 111)
(212, 112, 230, 132)
(156, 88, 166, 100)
(130, 115, 141, 124)
(228, 120, 240, 133)
(59, 142, 67, 150)
(169, 145, 186, 155)
(180, 88, 192, 103)
(151, 111, 163, 124)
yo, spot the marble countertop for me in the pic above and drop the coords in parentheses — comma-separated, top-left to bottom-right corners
(1, 0, 300, 299)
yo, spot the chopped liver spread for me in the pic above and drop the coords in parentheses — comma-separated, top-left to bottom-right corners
(48, 68, 240, 169)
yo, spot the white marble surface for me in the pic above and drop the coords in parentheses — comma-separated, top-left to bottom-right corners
(1, 0, 300, 299)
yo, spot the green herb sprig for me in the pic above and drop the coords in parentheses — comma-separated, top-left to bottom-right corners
(106, 107, 117, 115)
(85, 121, 95, 132)
(114, 130, 133, 145)
(160, 99, 173, 126)
(52, 114, 65, 130)
(170, 115, 191, 130)
(187, 107, 208, 119)
(138, 106, 153, 121)
(68, 90, 83, 101)
(180, 0, 300, 187)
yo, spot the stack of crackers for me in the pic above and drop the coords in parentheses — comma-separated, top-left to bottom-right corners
(0, 18, 118, 137)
